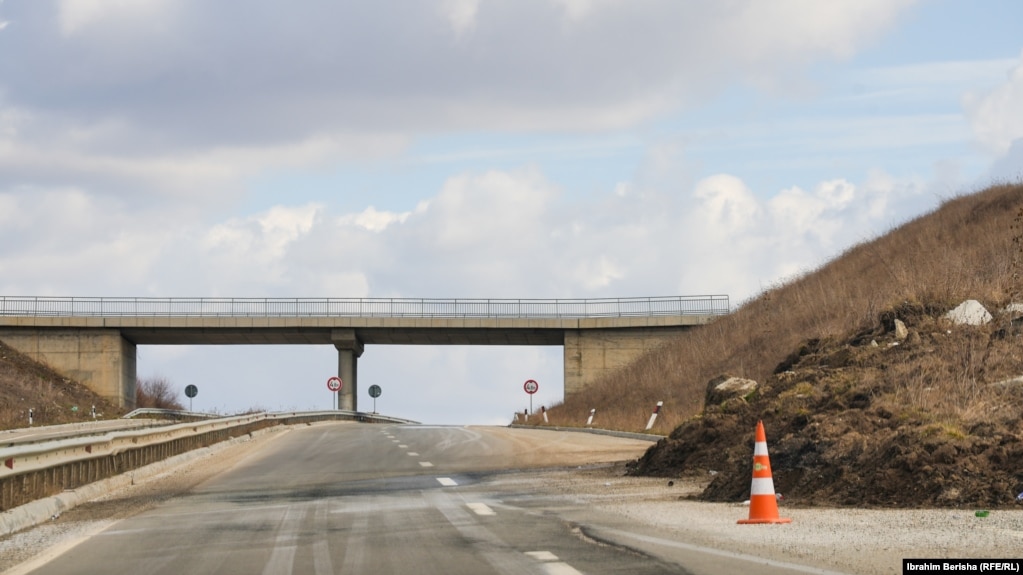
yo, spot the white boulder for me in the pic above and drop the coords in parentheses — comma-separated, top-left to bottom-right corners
(944, 300, 992, 326)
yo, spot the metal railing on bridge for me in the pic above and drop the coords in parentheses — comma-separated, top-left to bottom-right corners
(0, 296, 730, 319)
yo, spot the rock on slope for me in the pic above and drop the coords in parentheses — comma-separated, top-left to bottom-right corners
(629, 302, 1023, 508)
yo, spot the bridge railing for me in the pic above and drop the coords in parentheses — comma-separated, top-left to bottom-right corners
(0, 296, 730, 318)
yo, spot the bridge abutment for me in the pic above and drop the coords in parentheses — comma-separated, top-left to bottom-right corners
(332, 329, 364, 411)
(563, 327, 685, 397)
(0, 328, 137, 409)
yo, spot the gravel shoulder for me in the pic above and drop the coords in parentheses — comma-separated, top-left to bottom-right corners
(523, 464, 1023, 575)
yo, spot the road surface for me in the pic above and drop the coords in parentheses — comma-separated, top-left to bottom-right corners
(12, 423, 847, 575)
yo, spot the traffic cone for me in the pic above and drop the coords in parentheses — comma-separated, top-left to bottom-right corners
(738, 420, 791, 524)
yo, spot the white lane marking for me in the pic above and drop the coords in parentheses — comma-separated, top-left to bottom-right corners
(427, 490, 535, 574)
(436, 477, 458, 486)
(312, 540, 333, 575)
(543, 563, 584, 575)
(341, 511, 370, 573)
(312, 500, 334, 575)
(526, 551, 584, 574)
(262, 506, 303, 575)
(419, 461, 434, 467)
(407, 452, 419, 456)
(466, 503, 495, 516)
(392, 439, 400, 443)
(595, 527, 854, 575)
(398, 443, 407, 448)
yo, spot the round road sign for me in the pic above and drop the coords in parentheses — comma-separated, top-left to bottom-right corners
(185, 384, 198, 398)
(327, 377, 343, 392)
(368, 385, 382, 398)
(523, 379, 539, 394)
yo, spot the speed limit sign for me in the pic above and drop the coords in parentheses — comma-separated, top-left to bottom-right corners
(523, 379, 539, 394)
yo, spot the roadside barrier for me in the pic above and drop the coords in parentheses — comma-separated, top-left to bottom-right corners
(0, 410, 414, 513)
(737, 420, 791, 524)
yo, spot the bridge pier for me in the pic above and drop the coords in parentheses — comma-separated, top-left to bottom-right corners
(332, 329, 364, 411)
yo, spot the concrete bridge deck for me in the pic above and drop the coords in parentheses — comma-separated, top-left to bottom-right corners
(0, 296, 729, 410)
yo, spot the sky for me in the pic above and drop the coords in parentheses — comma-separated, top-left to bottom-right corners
(1, 0, 1022, 425)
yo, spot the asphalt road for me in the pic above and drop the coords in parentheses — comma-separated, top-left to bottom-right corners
(18, 423, 847, 575)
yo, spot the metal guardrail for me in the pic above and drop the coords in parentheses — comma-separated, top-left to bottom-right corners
(122, 408, 221, 420)
(0, 411, 417, 513)
(0, 410, 416, 479)
(0, 296, 730, 318)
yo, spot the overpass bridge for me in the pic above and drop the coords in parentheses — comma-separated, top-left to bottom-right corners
(0, 296, 729, 410)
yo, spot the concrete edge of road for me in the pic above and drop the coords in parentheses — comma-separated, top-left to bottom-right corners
(508, 424, 664, 443)
(0, 425, 292, 538)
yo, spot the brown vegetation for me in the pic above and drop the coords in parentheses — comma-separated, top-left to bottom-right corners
(541, 182, 1023, 507)
(544, 182, 1023, 432)
(0, 340, 125, 429)
(135, 376, 185, 410)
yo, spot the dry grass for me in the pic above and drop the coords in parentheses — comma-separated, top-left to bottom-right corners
(0, 340, 125, 429)
(544, 182, 1023, 433)
(136, 376, 185, 410)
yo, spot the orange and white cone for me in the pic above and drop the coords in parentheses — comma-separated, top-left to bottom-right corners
(738, 420, 791, 524)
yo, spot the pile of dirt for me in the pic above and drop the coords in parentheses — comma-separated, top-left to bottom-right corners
(629, 303, 1023, 508)
(0, 340, 125, 429)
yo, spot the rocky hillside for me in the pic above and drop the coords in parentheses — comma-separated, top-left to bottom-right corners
(631, 299, 1023, 508)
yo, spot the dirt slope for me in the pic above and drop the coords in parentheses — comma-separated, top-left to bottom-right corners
(630, 302, 1023, 508)
(0, 340, 124, 429)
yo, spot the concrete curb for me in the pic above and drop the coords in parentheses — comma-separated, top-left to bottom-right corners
(508, 424, 664, 443)
(0, 426, 286, 537)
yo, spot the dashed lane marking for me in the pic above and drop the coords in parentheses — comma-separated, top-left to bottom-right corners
(466, 503, 495, 516)
(436, 477, 457, 486)
(543, 563, 584, 575)
(419, 461, 434, 467)
(525, 551, 584, 575)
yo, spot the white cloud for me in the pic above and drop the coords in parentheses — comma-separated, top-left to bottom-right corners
(964, 50, 1023, 156)
(0, 1, 920, 149)
(572, 255, 624, 290)
(441, 0, 480, 35)
(341, 207, 413, 233)
(200, 204, 323, 290)
(680, 170, 927, 299)
(691, 175, 761, 238)
(57, 0, 176, 36)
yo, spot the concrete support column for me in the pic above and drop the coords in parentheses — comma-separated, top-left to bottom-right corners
(331, 329, 364, 411)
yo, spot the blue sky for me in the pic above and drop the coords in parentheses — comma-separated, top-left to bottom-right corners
(1, 1, 1022, 424)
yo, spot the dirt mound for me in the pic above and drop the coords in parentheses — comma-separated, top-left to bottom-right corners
(0, 340, 125, 429)
(629, 303, 1023, 508)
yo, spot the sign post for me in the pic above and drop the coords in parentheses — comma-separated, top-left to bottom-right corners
(368, 384, 382, 413)
(327, 377, 343, 410)
(523, 379, 539, 415)
(185, 385, 198, 412)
